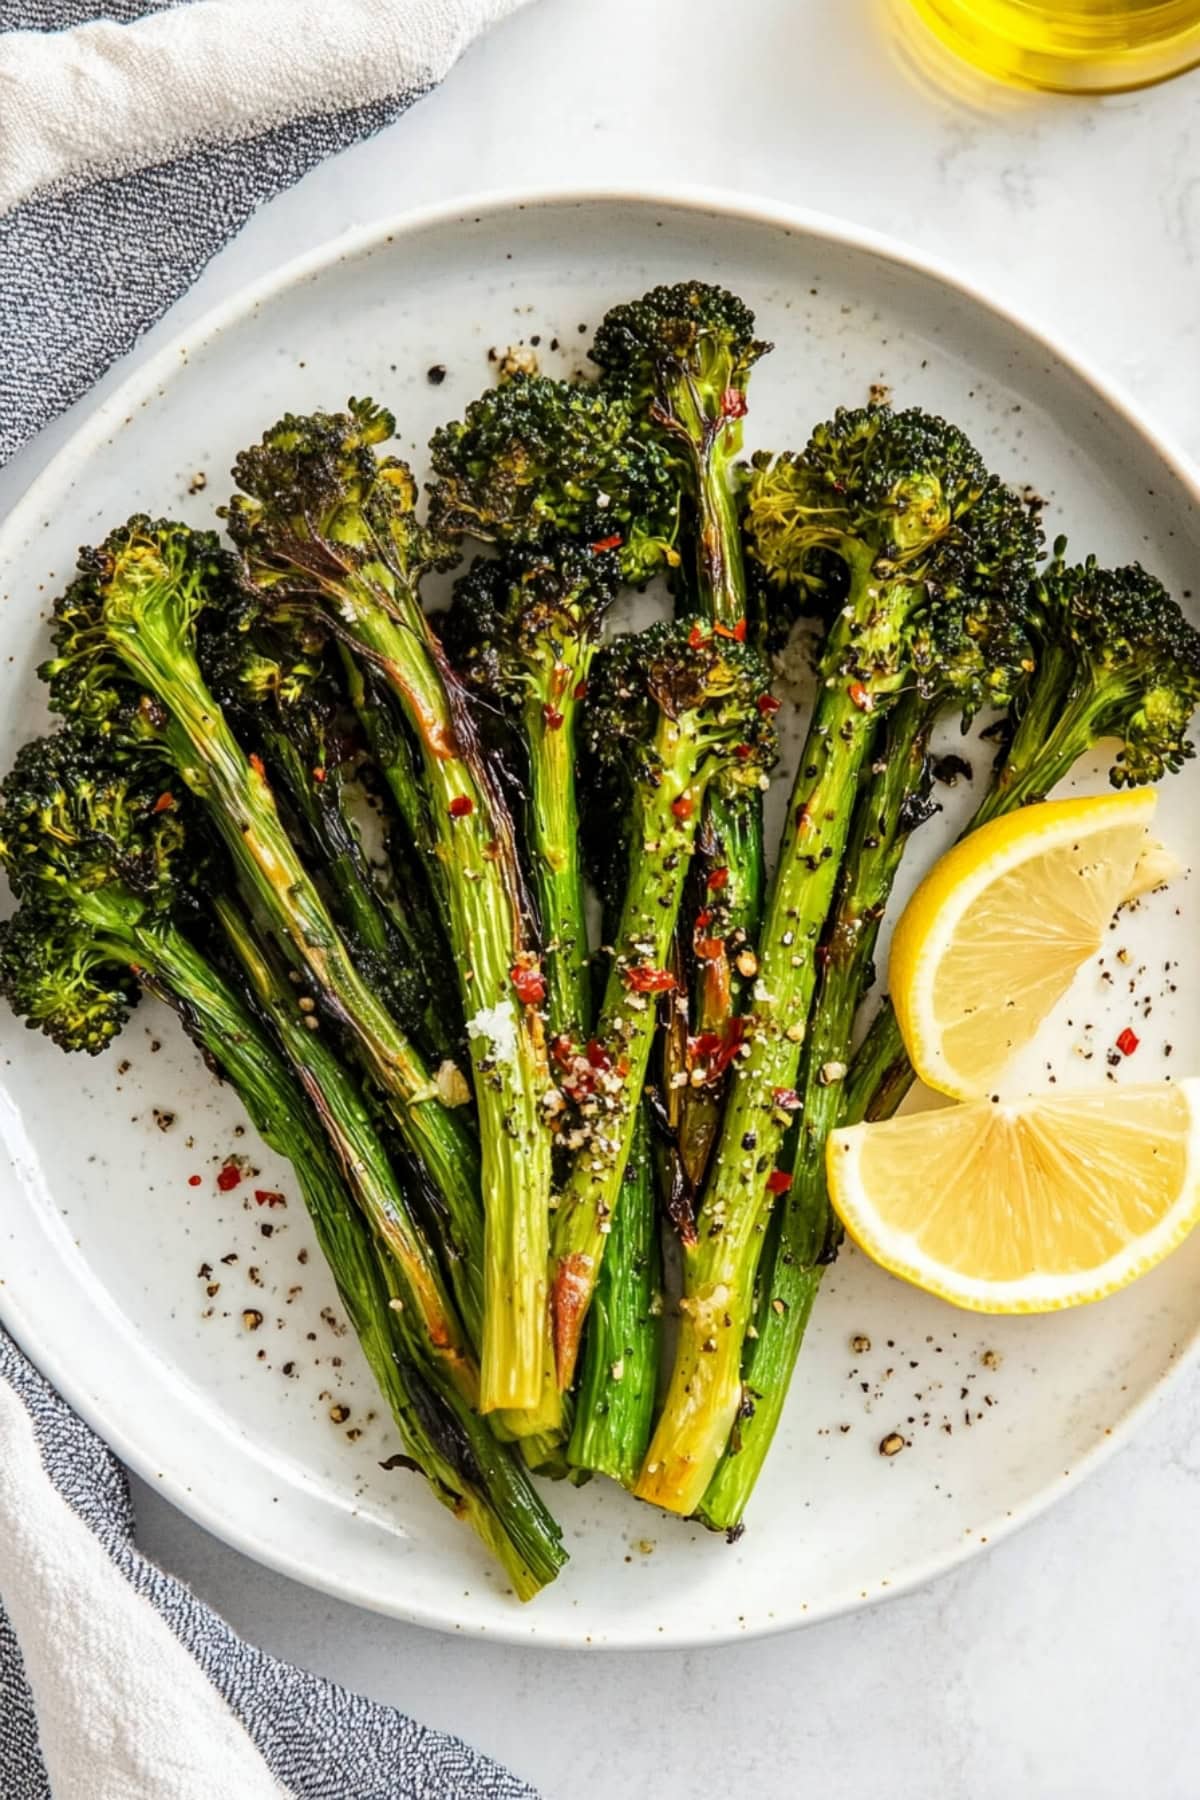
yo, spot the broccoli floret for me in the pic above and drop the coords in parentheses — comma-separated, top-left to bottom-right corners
(427, 373, 680, 587)
(0, 908, 137, 1054)
(41, 517, 235, 732)
(0, 725, 202, 1054)
(591, 281, 770, 428)
(227, 397, 457, 594)
(582, 619, 777, 785)
(1041, 554, 1200, 787)
(0, 723, 194, 921)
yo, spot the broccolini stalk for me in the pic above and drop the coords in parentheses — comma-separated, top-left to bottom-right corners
(639, 407, 1040, 1515)
(699, 522, 1042, 1527)
(40, 517, 479, 1260)
(0, 732, 565, 1596)
(442, 541, 618, 1044)
(201, 610, 458, 1061)
(339, 646, 453, 933)
(567, 734, 665, 1487)
(591, 285, 773, 1202)
(228, 403, 552, 1418)
(214, 894, 476, 1397)
(698, 694, 940, 1529)
(567, 1102, 661, 1486)
(549, 622, 777, 1391)
(844, 551, 1200, 1128)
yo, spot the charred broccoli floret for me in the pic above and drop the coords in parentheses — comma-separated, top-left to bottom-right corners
(591, 281, 769, 628)
(428, 372, 680, 587)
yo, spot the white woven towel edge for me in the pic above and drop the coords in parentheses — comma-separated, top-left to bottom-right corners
(0, 0, 529, 214)
(0, 1375, 287, 1800)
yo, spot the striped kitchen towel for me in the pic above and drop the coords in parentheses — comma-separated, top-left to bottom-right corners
(0, 0, 536, 465)
(0, 1325, 539, 1798)
(0, 2, 542, 1793)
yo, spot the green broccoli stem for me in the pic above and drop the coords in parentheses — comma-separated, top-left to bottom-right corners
(326, 562, 553, 1420)
(672, 449, 762, 1198)
(339, 648, 453, 923)
(843, 661, 1091, 1128)
(677, 782, 765, 1192)
(550, 711, 720, 1391)
(567, 1103, 661, 1486)
(691, 429, 752, 633)
(523, 689, 591, 1045)
(698, 692, 937, 1529)
(126, 638, 481, 1252)
(108, 903, 564, 1596)
(213, 895, 476, 1399)
(255, 717, 454, 1064)
(638, 677, 878, 1516)
(564, 805, 660, 1488)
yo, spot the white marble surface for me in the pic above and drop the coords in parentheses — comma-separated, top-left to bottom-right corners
(4, 0, 1200, 1793)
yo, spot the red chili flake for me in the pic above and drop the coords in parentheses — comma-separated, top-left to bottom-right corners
(766, 1170, 792, 1194)
(511, 961, 546, 1005)
(152, 791, 175, 814)
(312, 767, 327, 783)
(249, 752, 267, 779)
(187, 1174, 202, 1188)
(543, 704, 565, 731)
(216, 1160, 243, 1192)
(585, 1039, 613, 1071)
(590, 533, 623, 554)
(688, 623, 707, 650)
(550, 1034, 576, 1070)
(689, 1031, 724, 1061)
(574, 679, 589, 701)
(721, 387, 749, 420)
(734, 744, 754, 762)
(671, 795, 695, 821)
(712, 1017, 746, 1074)
(694, 936, 725, 962)
(615, 1057, 630, 1079)
(772, 1088, 802, 1112)
(448, 795, 474, 818)
(624, 966, 677, 994)
(848, 681, 875, 713)
(1116, 1027, 1139, 1057)
(254, 1189, 286, 1208)
(694, 909, 712, 930)
(707, 866, 729, 891)
(714, 618, 747, 643)
(756, 692, 781, 716)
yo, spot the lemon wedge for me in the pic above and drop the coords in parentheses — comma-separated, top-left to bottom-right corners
(889, 791, 1156, 1101)
(827, 1081, 1200, 1312)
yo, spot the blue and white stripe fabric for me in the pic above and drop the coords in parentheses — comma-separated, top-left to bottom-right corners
(0, 0, 531, 464)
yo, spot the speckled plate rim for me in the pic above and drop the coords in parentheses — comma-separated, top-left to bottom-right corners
(1, 184, 1198, 1649)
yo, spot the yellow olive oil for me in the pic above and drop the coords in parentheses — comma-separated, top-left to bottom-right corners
(906, 0, 1200, 90)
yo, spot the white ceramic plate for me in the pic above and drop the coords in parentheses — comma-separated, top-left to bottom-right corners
(1, 190, 1197, 1649)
